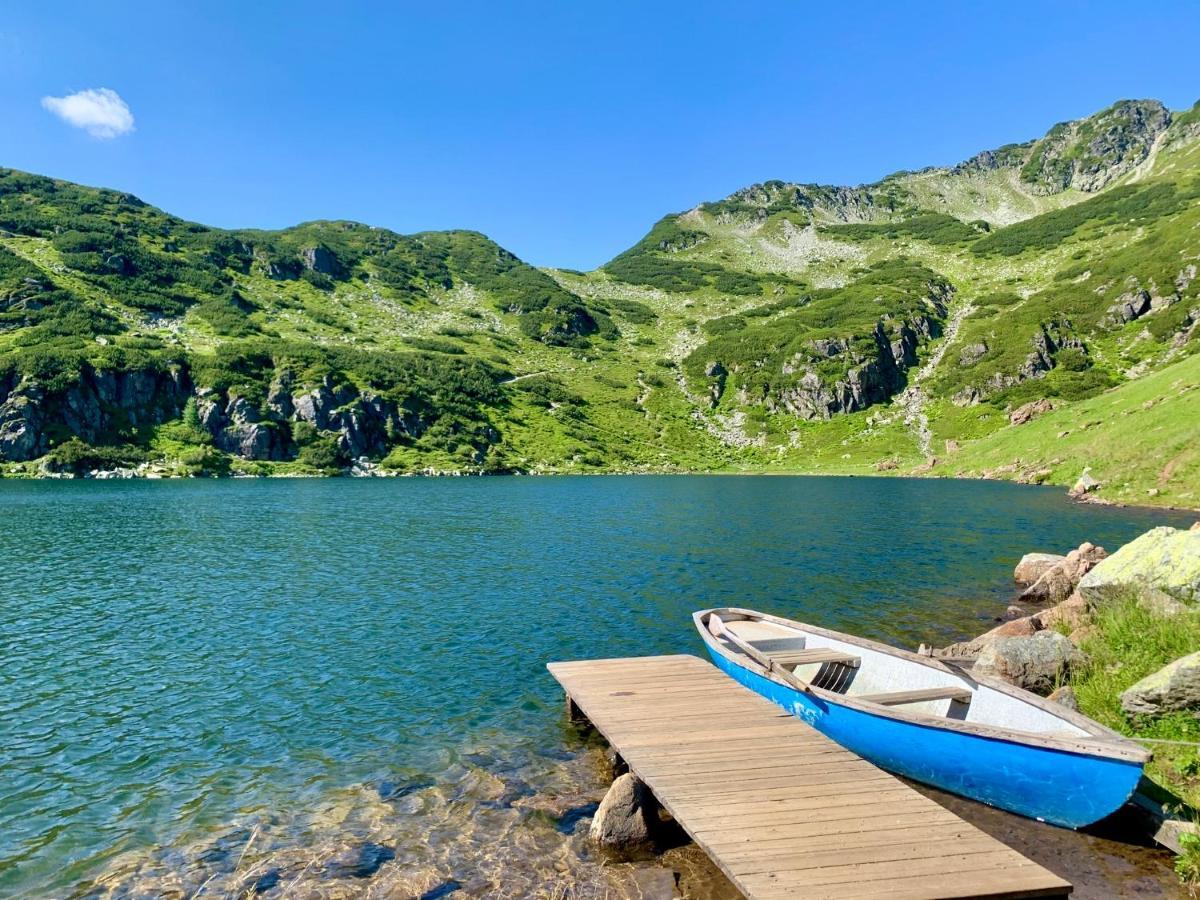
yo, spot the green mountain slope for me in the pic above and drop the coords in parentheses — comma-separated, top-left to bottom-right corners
(2, 98, 1198, 505)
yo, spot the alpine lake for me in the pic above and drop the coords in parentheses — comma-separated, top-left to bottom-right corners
(2, 475, 1195, 898)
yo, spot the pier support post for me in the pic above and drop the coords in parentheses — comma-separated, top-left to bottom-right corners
(607, 749, 629, 777)
(565, 693, 587, 724)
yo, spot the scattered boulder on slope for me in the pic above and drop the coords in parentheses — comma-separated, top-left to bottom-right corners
(1009, 398, 1053, 426)
(1078, 526, 1200, 605)
(974, 632, 1084, 694)
(1019, 543, 1107, 604)
(1120, 651, 1200, 715)
(590, 773, 659, 848)
(1014, 552, 1066, 585)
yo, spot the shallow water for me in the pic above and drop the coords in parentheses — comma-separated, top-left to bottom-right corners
(0, 475, 1193, 896)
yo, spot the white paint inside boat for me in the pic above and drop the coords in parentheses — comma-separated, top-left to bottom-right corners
(723, 618, 1090, 738)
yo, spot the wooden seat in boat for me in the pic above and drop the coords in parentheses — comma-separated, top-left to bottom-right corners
(762, 648, 861, 669)
(856, 686, 972, 706)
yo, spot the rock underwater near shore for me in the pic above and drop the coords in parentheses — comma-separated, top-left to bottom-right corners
(83, 746, 735, 900)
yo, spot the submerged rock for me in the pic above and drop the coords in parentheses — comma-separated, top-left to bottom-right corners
(325, 841, 397, 879)
(1121, 651, 1200, 715)
(1078, 526, 1200, 605)
(974, 632, 1084, 695)
(418, 879, 463, 899)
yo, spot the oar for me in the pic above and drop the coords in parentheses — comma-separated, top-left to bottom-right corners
(708, 613, 814, 694)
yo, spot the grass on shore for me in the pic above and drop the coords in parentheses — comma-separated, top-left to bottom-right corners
(1068, 593, 1200, 883)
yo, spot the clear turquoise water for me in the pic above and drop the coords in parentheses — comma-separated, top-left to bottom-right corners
(0, 475, 1192, 894)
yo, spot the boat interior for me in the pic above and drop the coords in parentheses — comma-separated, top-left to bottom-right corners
(707, 611, 1095, 739)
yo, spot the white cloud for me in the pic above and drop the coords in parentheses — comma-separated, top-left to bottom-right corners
(41, 88, 135, 139)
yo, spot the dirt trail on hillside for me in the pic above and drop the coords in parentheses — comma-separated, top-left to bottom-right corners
(897, 300, 975, 455)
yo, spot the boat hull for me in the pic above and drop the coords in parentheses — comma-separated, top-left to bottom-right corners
(706, 646, 1144, 829)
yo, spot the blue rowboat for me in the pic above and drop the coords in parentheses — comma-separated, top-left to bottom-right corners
(694, 607, 1149, 829)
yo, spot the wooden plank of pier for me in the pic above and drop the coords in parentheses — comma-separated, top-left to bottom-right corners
(548, 654, 1071, 900)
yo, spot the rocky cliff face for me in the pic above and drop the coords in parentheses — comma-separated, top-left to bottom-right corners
(0, 363, 458, 467)
(195, 374, 432, 462)
(769, 307, 946, 419)
(702, 280, 952, 420)
(0, 366, 191, 461)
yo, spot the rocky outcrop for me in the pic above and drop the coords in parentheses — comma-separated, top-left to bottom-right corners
(1078, 526, 1200, 605)
(206, 395, 287, 461)
(0, 364, 442, 469)
(1110, 289, 1152, 325)
(935, 615, 1040, 661)
(974, 632, 1084, 695)
(1019, 542, 1107, 604)
(1014, 552, 1066, 585)
(1120, 651, 1200, 716)
(1032, 593, 1091, 633)
(0, 376, 45, 460)
(0, 365, 190, 462)
(958, 341, 988, 366)
(703, 362, 727, 407)
(292, 378, 426, 458)
(772, 308, 947, 420)
(1020, 100, 1171, 194)
(1022, 321, 1086, 381)
(590, 774, 659, 848)
(301, 245, 341, 276)
(1048, 685, 1079, 710)
(953, 320, 1086, 405)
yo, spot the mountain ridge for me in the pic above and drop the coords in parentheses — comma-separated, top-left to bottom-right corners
(1, 96, 1197, 507)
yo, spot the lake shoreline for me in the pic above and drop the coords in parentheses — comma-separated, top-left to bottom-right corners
(5, 461, 1197, 513)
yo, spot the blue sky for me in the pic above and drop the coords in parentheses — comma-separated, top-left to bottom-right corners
(2, 2, 1199, 270)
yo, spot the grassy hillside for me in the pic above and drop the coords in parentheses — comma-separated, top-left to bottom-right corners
(2, 97, 1198, 504)
(945, 351, 1200, 506)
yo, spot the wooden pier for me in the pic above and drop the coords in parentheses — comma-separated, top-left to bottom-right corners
(548, 654, 1071, 900)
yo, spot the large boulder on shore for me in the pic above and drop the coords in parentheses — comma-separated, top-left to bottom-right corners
(1014, 553, 1066, 585)
(1078, 527, 1200, 605)
(590, 774, 658, 848)
(934, 616, 1038, 660)
(1032, 593, 1091, 633)
(1120, 651, 1200, 715)
(974, 632, 1084, 694)
(1019, 542, 1107, 605)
